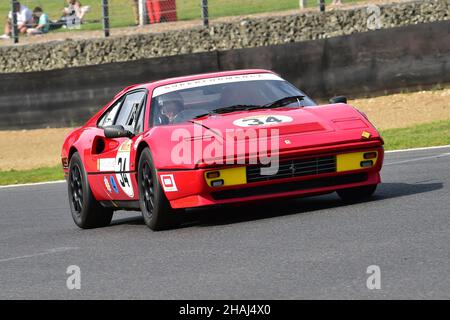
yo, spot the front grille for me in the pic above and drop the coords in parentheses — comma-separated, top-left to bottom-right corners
(246, 155, 336, 183)
(211, 173, 368, 200)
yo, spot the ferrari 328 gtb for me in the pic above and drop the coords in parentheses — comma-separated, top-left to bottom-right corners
(61, 69, 384, 230)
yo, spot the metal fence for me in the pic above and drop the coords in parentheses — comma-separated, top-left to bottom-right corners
(2, 0, 356, 44)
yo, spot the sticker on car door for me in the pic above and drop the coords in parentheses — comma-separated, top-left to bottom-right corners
(115, 140, 134, 198)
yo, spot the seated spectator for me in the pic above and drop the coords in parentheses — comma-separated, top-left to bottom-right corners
(27, 7, 50, 36)
(50, 0, 91, 30)
(63, 0, 91, 23)
(0, 1, 33, 40)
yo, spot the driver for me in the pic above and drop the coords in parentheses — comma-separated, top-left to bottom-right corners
(162, 100, 184, 123)
(157, 93, 184, 124)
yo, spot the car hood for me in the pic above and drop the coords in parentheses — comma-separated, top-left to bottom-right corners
(145, 104, 383, 169)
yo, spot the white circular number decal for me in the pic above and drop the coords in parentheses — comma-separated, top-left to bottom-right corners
(114, 140, 134, 198)
(233, 115, 293, 127)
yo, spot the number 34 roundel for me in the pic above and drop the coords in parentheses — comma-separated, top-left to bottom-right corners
(233, 115, 293, 127)
(115, 140, 134, 198)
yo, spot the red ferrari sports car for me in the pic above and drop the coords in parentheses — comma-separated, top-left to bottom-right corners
(61, 69, 384, 230)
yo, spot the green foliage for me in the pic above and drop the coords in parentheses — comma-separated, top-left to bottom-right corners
(0, 165, 64, 186)
(381, 120, 450, 151)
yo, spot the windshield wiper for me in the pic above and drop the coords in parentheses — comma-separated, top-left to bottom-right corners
(254, 95, 305, 109)
(193, 97, 304, 119)
(213, 104, 261, 114)
(193, 104, 260, 119)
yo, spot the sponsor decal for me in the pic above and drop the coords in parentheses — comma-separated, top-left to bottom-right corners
(361, 131, 371, 139)
(115, 140, 134, 198)
(97, 158, 115, 172)
(109, 176, 119, 193)
(118, 140, 132, 152)
(233, 115, 293, 127)
(152, 73, 283, 97)
(104, 176, 112, 193)
(160, 174, 178, 192)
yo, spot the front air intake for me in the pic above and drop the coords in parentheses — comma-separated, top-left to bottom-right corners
(246, 155, 336, 183)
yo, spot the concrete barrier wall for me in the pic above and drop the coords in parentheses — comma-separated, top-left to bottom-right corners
(220, 19, 450, 98)
(0, 52, 219, 128)
(0, 20, 449, 129)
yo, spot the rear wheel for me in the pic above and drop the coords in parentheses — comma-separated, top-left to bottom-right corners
(337, 184, 377, 201)
(138, 148, 181, 230)
(68, 152, 113, 229)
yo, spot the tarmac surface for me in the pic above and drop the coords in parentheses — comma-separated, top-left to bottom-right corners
(1, 146, 449, 299)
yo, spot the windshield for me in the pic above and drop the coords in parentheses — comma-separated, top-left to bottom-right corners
(150, 74, 316, 126)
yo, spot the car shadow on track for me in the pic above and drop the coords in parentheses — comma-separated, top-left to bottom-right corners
(110, 182, 442, 229)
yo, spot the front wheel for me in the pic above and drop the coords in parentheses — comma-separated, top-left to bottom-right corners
(337, 184, 378, 201)
(68, 152, 113, 229)
(138, 148, 181, 231)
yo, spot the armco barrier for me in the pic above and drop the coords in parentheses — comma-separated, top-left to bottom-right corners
(0, 20, 449, 130)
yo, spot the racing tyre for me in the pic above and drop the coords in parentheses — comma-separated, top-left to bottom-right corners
(138, 148, 181, 231)
(68, 152, 113, 228)
(337, 184, 377, 201)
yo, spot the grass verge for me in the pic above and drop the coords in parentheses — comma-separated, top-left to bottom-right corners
(0, 165, 63, 186)
(1, 120, 449, 186)
(380, 120, 450, 151)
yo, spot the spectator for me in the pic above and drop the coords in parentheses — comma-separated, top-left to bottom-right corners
(27, 7, 50, 36)
(49, 0, 91, 30)
(62, 0, 91, 23)
(0, 1, 33, 40)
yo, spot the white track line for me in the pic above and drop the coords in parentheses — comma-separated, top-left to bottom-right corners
(385, 144, 450, 153)
(0, 247, 79, 263)
(385, 152, 450, 166)
(0, 180, 65, 189)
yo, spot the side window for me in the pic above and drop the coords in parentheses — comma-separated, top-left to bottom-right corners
(98, 98, 123, 127)
(115, 91, 146, 130)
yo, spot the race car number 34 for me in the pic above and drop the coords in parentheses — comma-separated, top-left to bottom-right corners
(233, 115, 293, 127)
(115, 140, 134, 198)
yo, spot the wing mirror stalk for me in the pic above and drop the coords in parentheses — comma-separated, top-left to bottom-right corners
(104, 125, 134, 139)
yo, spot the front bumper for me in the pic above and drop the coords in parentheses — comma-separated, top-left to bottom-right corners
(158, 145, 384, 209)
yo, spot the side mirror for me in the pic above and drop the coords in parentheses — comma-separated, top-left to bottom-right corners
(104, 125, 134, 139)
(329, 96, 348, 104)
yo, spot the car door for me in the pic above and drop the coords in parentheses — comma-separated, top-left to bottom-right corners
(88, 90, 147, 202)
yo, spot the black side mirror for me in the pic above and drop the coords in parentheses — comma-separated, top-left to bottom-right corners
(104, 125, 134, 139)
(329, 96, 348, 104)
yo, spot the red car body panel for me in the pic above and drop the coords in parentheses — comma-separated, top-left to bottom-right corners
(61, 69, 384, 210)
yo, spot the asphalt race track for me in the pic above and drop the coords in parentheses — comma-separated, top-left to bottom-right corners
(1, 146, 449, 299)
